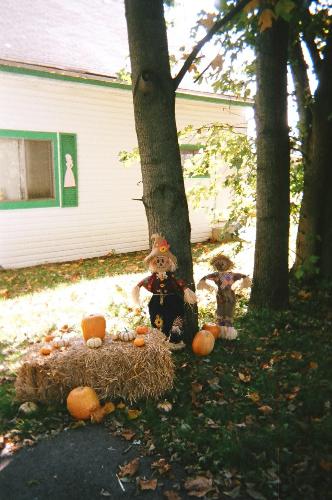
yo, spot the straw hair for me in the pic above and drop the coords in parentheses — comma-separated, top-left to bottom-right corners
(210, 254, 234, 271)
(15, 331, 174, 404)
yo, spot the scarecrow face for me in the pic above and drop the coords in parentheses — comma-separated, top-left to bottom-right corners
(149, 255, 172, 273)
(155, 255, 169, 270)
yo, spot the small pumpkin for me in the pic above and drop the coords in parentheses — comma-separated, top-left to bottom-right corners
(44, 334, 55, 342)
(118, 330, 136, 342)
(202, 322, 221, 340)
(192, 330, 215, 356)
(86, 337, 103, 349)
(133, 337, 145, 347)
(52, 336, 65, 348)
(135, 325, 149, 335)
(81, 314, 106, 341)
(40, 346, 52, 356)
(67, 386, 101, 420)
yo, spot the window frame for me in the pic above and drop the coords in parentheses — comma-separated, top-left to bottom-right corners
(0, 129, 60, 210)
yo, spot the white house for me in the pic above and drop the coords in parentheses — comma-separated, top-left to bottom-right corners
(0, 1, 251, 269)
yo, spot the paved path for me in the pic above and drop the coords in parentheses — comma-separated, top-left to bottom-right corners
(0, 425, 188, 500)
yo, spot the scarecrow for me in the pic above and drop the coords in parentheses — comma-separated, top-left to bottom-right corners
(132, 234, 197, 343)
(197, 254, 250, 339)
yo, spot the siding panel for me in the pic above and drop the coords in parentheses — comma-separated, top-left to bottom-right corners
(0, 72, 247, 268)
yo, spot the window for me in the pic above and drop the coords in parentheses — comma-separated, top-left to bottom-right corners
(0, 138, 54, 202)
(0, 130, 78, 209)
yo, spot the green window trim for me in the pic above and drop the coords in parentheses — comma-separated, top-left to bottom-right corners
(0, 129, 78, 210)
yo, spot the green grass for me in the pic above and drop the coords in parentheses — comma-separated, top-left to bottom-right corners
(0, 242, 331, 499)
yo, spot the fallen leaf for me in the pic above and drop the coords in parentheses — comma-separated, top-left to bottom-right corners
(157, 401, 173, 412)
(258, 405, 273, 414)
(127, 409, 141, 420)
(0, 289, 9, 298)
(151, 458, 171, 475)
(298, 289, 311, 300)
(184, 476, 213, 497)
(290, 351, 303, 360)
(121, 429, 136, 441)
(319, 459, 332, 472)
(118, 457, 140, 477)
(138, 477, 158, 490)
(238, 372, 251, 383)
(247, 392, 260, 403)
(100, 488, 112, 497)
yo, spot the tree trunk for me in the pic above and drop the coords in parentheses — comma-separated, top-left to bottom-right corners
(124, 0, 198, 340)
(293, 35, 332, 279)
(315, 36, 332, 279)
(250, 17, 290, 309)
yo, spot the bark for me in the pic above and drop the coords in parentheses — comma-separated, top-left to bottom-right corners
(289, 37, 314, 271)
(314, 36, 332, 278)
(250, 17, 290, 309)
(292, 34, 332, 279)
(124, 0, 197, 340)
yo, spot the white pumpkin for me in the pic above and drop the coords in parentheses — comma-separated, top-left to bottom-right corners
(86, 337, 103, 348)
(118, 330, 136, 342)
(52, 336, 66, 348)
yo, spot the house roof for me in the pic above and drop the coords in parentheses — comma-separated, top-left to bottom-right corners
(0, 0, 127, 78)
(0, 0, 253, 107)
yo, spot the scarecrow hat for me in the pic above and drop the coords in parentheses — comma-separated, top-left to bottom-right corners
(144, 233, 178, 269)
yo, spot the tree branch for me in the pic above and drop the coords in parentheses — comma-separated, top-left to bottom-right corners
(301, 7, 322, 76)
(173, 0, 252, 90)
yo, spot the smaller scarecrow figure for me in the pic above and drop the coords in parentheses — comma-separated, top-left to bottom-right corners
(132, 234, 197, 343)
(197, 254, 250, 339)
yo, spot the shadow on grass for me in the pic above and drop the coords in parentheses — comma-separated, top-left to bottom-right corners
(0, 242, 222, 301)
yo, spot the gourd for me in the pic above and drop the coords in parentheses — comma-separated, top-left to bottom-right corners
(81, 314, 106, 341)
(67, 386, 101, 420)
(40, 346, 52, 356)
(86, 337, 103, 348)
(52, 336, 66, 349)
(192, 330, 215, 356)
(133, 337, 145, 347)
(44, 334, 55, 342)
(135, 325, 149, 335)
(202, 322, 221, 340)
(118, 330, 136, 342)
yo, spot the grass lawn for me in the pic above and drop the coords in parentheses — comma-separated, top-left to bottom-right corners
(0, 241, 331, 499)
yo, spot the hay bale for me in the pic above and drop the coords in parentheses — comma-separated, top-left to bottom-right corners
(15, 330, 174, 404)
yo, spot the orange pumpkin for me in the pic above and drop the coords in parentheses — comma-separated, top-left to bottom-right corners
(67, 386, 101, 420)
(81, 314, 106, 341)
(202, 322, 221, 340)
(192, 330, 215, 356)
(40, 346, 52, 356)
(44, 334, 55, 342)
(133, 337, 145, 347)
(135, 325, 149, 335)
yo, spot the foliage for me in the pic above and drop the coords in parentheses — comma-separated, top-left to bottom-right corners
(180, 123, 256, 229)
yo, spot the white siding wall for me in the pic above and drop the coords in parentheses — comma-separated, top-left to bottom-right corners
(0, 72, 248, 268)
